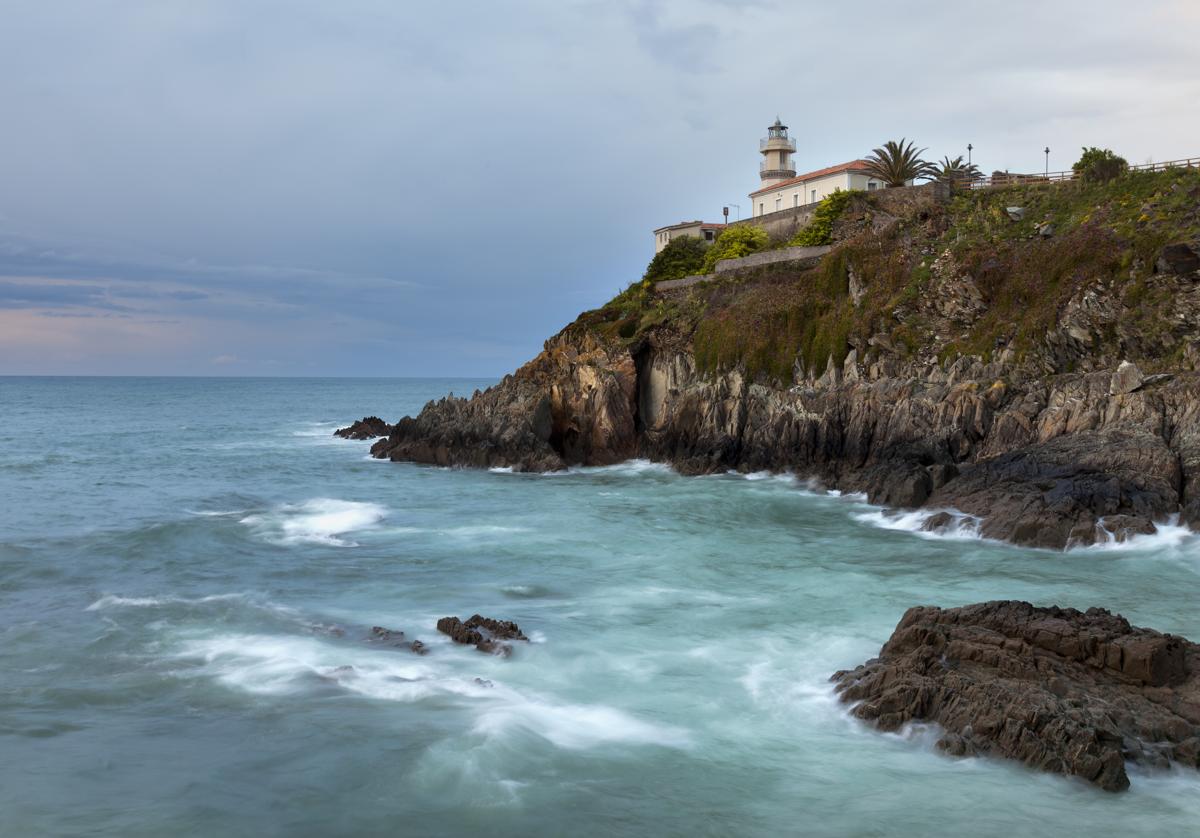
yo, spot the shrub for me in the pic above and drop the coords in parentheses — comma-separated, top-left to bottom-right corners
(642, 235, 709, 284)
(790, 189, 852, 246)
(700, 225, 769, 273)
(1073, 147, 1128, 184)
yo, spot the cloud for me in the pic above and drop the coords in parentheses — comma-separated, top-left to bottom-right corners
(0, 0, 1197, 375)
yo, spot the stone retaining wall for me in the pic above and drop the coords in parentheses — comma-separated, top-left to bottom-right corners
(655, 245, 833, 292)
(713, 245, 831, 273)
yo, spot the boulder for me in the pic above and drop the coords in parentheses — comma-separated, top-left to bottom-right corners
(437, 614, 529, 656)
(831, 601, 1200, 791)
(335, 416, 392, 440)
(1156, 243, 1199, 276)
(1110, 360, 1145, 395)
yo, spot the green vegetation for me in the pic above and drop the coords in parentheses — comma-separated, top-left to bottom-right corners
(642, 235, 708, 284)
(931, 155, 981, 185)
(864, 139, 936, 187)
(700, 225, 769, 273)
(789, 189, 852, 246)
(1073, 147, 1128, 184)
(575, 165, 1200, 385)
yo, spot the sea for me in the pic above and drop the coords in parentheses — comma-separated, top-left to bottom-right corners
(3, 376, 1199, 837)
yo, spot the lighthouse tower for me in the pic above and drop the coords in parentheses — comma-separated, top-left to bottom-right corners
(759, 117, 796, 186)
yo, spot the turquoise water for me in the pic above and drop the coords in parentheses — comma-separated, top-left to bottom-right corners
(3, 377, 1200, 837)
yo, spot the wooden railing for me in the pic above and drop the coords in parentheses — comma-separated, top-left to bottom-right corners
(953, 156, 1200, 190)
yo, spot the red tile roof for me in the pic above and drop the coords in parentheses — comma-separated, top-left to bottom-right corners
(750, 160, 874, 196)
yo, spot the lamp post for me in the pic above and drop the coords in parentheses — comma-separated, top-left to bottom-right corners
(727, 203, 741, 221)
(1045, 146, 1050, 176)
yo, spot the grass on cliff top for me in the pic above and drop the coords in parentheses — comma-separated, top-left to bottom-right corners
(574, 167, 1200, 384)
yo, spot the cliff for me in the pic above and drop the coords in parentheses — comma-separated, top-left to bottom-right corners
(366, 169, 1200, 549)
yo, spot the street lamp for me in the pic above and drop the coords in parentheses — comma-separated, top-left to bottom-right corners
(1045, 146, 1050, 176)
(727, 203, 741, 221)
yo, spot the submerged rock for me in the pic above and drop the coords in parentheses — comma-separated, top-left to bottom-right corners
(437, 614, 529, 656)
(335, 416, 392, 440)
(369, 625, 427, 655)
(831, 601, 1200, 791)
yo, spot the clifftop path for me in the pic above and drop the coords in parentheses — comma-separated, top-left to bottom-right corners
(364, 170, 1200, 549)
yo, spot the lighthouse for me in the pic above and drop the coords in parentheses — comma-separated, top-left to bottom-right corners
(759, 118, 796, 186)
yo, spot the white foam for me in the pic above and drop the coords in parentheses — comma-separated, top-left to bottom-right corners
(1071, 514, 1199, 553)
(239, 498, 386, 546)
(174, 632, 690, 751)
(853, 506, 983, 541)
(184, 508, 248, 517)
(563, 459, 675, 477)
(471, 690, 691, 750)
(86, 592, 250, 611)
(488, 466, 514, 474)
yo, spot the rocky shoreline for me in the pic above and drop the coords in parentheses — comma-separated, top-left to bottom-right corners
(339, 345, 1200, 549)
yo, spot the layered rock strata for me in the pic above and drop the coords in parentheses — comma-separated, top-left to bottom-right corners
(362, 335, 1200, 548)
(830, 601, 1200, 791)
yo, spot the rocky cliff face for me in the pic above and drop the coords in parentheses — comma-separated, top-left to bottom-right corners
(366, 172, 1200, 549)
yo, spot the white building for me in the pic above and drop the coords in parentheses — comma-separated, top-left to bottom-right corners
(750, 118, 884, 216)
(650, 117, 895, 250)
(652, 220, 726, 254)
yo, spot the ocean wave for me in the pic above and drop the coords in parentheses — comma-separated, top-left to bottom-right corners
(1069, 515, 1200, 554)
(470, 692, 691, 750)
(852, 507, 983, 541)
(239, 498, 386, 546)
(175, 632, 689, 750)
(86, 592, 252, 611)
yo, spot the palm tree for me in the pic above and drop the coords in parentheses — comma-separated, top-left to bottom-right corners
(864, 139, 936, 187)
(931, 155, 981, 185)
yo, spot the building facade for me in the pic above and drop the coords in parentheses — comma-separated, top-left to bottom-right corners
(750, 160, 885, 217)
(652, 220, 726, 254)
(650, 117, 897, 250)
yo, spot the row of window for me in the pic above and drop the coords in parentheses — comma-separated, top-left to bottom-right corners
(756, 182, 881, 216)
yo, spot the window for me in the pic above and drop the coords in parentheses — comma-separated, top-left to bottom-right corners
(759, 203, 764, 216)
(811, 189, 817, 203)
(704, 230, 714, 241)
(867, 182, 878, 191)
(775, 197, 781, 211)
(793, 194, 799, 207)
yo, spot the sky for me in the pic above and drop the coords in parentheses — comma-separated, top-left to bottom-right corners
(2, 0, 1199, 377)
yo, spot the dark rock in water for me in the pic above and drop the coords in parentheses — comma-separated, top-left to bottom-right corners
(437, 614, 529, 656)
(464, 613, 528, 641)
(831, 601, 1200, 792)
(921, 511, 955, 532)
(369, 625, 427, 655)
(369, 626, 406, 645)
(473, 677, 494, 688)
(436, 617, 484, 647)
(335, 416, 392, 440)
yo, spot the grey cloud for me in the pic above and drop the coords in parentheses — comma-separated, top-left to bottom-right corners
(0, 0, 1197, 375)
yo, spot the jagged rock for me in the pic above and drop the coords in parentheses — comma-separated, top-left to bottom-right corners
(831, 601, 1200, 792)
(1036, 222, 1055, 238)
(437, 614, 528, 656)
(409, 640, 427, 655)
(1110, 360, 1145, 395)
(335, 416, 392, 439)
(1157, 243, 1199, 276)
(1006, 206, 1026, 221)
